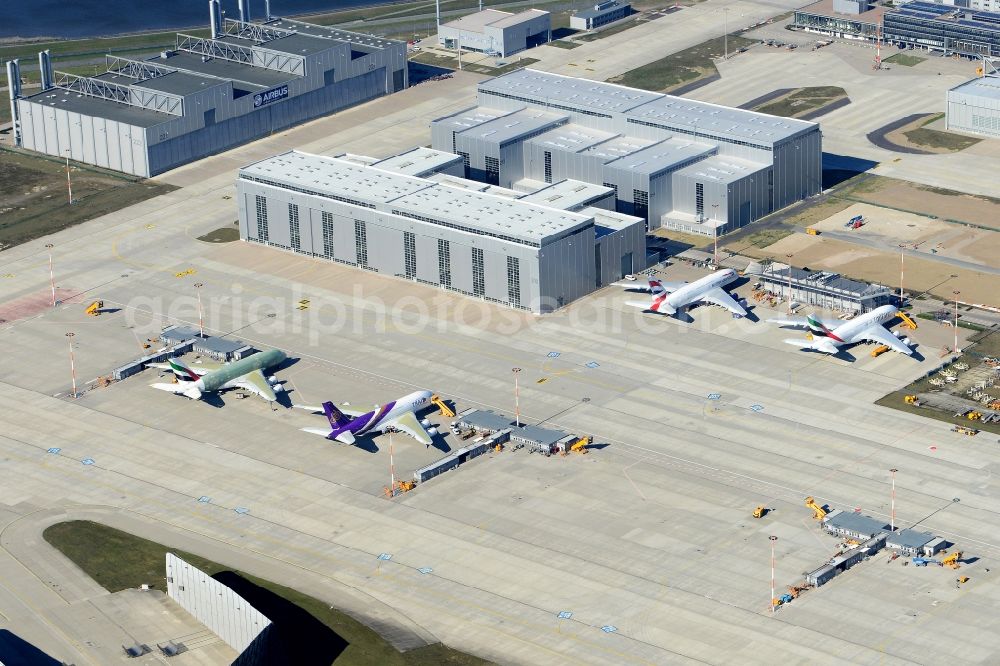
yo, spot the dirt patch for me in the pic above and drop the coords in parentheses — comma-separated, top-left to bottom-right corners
(197, 225, 241, 243)
(0, 288, 79, 325)
(753, 86, 848, 119)
(839, 175, 1000, 231)
(883, 53, 926, 67)
(608, 33, 757, 92)
(0, 148, 177, 250)
(745, 235, 1000, 306)
(876, 113, 981, 155)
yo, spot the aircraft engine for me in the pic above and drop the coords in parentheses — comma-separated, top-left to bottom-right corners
(420, 418, 432, 428)
(427, 427, 439, 436)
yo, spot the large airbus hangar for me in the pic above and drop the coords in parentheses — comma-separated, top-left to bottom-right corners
(5, 3, 407, 178)
(237, 148, 646, 313)
(431, 69, 822, 237)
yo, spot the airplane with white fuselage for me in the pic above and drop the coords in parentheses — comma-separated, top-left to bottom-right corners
(768, 304, 913, 356)
(616, 269, 748, 318)
(295, 390, 437, 446)
(149, 349, 287, 401)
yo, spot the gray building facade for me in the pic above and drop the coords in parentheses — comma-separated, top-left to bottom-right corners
(438, 9, 551, 57)
(761, 265, 893, 313)
(430, 69, 822, 237)
(947, 74, 1000, 138)
(236, 150, 645, 313)
(7, 12, 406, 178)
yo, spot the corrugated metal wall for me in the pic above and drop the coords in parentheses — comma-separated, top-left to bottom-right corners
(166, 553, 270, 653)
(947, 88, 1000, 137)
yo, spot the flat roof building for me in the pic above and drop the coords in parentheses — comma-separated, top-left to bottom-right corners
(792, 0, 885, 41)
(236, 149, 645, 313)
(947, 74, 1000, 138)
(885, 529, 936, 555)
(431, 69, 821, 237)
(761, 264, 892, 313)
(438, 9, 551, 58)
(571, 2, 633, 31)
(884, 3, 1000, 57)
(823, 510, 891, 540)
(6, 8, 406, 177)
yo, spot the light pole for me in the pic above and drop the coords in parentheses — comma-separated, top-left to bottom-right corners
(45, 243, 56, 306)
(953, 290, 961, 354)
(724, 8, 730, 60)
(64, 150, 73, 204)
(66, 332, 77, 398)
(711, 203, 719, 266)
(898, 244, 905, 306)
(890, 468, 898, 532)
(194, 282, 205, 337)
(512, 367, 522, 427)
(769, 535, 778, 614)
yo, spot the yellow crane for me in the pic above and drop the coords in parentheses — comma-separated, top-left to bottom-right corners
(569, 435, 591, 454)
(942, 551, 962, 569)
(84, 300, 103, 316)
(430, 394, 455, 418)
(805, 496, 827, 521)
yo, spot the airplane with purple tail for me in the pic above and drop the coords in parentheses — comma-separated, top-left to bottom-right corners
(294, 390, 437, 446)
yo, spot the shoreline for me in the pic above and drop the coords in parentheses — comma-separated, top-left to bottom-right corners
(0, 0, 416, 45)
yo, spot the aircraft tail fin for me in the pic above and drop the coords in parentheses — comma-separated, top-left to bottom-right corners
(322, 401, 352, 428)
(167, 357, 200, 382)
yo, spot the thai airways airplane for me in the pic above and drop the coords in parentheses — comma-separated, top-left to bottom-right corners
(295, 390, 437, 446)
(619, 269, 747, 318)
(769, 305, 913, 356)
(150, 349, 287, 401)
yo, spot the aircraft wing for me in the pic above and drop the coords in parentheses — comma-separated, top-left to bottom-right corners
(292, 403, 365, 417)
(782, 338, 840, 354)
(150, 382, 203, 399)
(624, 300, 677, 315)
(147, 362, 215, 376)
(855, 326, 913, 356)
(232, 369, 277, 402)
(612, 280, 685, 293)
(386, 411, 434, 446)
(699, 287, 747, 316)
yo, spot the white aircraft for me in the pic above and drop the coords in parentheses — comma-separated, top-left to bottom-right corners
(149, 349, 287, 402)
(769, 304, 913, 356)
(618, 269, 747, 318)
(294, 390, 438, 446)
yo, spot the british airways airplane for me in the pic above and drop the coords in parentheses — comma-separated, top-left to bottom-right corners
(617, 269, 748, 318)
(295, 390, 437, 446)
(769, 305, 913, 356)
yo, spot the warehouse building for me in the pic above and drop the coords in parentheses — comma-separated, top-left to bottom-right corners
(947, 73, 1000, 138)
(236, 149, 645, 313)
(761, 264, 892, 313)
(5, 3, 406, 178)
(571, 2, 633, 31)
(438, 9, 551, 57)
(884, 3, 1000, 57)
(431, 69, 822, 237)
(792, 0, 885, 41)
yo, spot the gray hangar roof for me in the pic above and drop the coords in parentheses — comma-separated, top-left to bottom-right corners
(825, 511, 890, 536)
(456, 108, 567, 145)
(949, 74, 1000, 101)
(528, 123, 618, 153)
(433, 106, 510, 134)
(20, 88, 174, 128)
(606, 136, 716, 175)
(625, 96, 814, 145)
(240, 150, 594, 246)
(480, 68, 661, 114)
(886, 529, 935, 550)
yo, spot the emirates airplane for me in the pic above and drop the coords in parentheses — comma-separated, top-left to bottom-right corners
(769, 305, 913, 356)
(618, 269, 748, 318)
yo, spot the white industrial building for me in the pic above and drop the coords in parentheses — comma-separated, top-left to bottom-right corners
(760, 265, 893, 313)
(5, 1, 406, 178)
(947, 74, 1000, 138)
(431, 69, 822, 237)
(571, 2, 632, 31)
(438, 9, 551, 57)
(236, 148, 645, 313)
